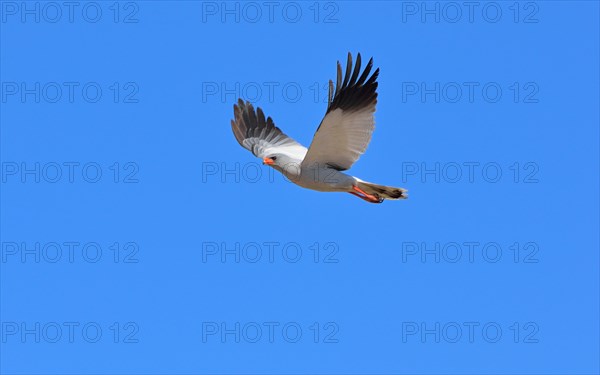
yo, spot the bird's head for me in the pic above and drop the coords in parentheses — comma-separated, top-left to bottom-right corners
(262, 154, 301, 177)
(262, 155, 278, 166)
(263, 154, 295, 168)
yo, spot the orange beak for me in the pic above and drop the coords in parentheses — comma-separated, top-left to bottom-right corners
(263, 157, 275, 165)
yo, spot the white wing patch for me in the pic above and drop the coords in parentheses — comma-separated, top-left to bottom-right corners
(302, 52, 379, 171)
(242, 137, 307, 161)
(302, 108, 375, 170)
(231, 99, 308, 164)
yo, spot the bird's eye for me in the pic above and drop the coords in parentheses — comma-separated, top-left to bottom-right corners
(271, 156, 277, 161)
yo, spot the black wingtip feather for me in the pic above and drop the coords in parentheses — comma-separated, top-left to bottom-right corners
(349, 53, 362, 87)
(230, 98, 306, 159)
(341, 53, 353, 89)
(327, 53, 379, 114)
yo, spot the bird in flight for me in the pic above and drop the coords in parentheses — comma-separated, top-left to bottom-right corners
(231, 52, 407, 203)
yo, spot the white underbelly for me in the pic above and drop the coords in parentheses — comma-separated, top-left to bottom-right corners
(293, 167, 354, 192)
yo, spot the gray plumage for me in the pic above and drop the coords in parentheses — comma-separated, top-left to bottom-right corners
(230, 53, 407, 203)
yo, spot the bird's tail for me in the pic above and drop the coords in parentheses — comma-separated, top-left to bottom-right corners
(356, 180, 408, 201)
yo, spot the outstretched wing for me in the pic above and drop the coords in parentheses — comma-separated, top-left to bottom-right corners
(301, 53, 379, 171)
(231, 99, 307, 162)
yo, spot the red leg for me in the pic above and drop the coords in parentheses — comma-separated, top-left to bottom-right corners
(349, 186, 383, 203)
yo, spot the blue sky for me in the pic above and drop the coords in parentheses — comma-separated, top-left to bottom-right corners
(1, 1, 599, 374)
